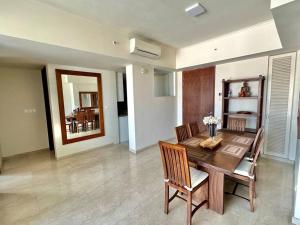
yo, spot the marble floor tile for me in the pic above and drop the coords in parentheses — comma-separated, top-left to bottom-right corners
(0, 143, 294, 225)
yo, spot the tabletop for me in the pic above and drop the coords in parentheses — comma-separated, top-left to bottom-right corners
(179, 130, 256, 175)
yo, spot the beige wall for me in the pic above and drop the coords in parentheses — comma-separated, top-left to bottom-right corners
(0, 67, 49, 157)
(176, 20, 281, 69)
(215, 57, 269, 129)
(126, 64, 177, 152)
(46, 64, 119, 159)
(0, 0, 176, 69)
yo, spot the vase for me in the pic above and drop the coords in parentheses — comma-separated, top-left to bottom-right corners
(208, 124, 217, 139)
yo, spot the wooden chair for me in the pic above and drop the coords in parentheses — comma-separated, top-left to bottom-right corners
(74, 111, 86, 132)
(85, 110, 96, 130)
(188, 122, 200, 137)
(159, 141, 209, 225)
(227, 117, 246, 132)
(65, 120, 72, 133)
(244, 128, 264, 161)
(175, 125, 191, 142)
(227, 135, 264, 212)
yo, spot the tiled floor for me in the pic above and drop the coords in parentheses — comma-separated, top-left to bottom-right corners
(0, 144, 294, 225)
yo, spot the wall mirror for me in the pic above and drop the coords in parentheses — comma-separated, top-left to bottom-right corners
(56, 69, 105, 145)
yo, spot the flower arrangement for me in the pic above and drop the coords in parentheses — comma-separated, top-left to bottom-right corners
(203, 116, 220, 125)
(203, 116, 220, 139)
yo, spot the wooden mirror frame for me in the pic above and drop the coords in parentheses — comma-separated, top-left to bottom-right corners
(79, 91, 98, 109)
(56, 69, 105, 145)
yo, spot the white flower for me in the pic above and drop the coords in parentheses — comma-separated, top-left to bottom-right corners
(203, 116, 220, 125)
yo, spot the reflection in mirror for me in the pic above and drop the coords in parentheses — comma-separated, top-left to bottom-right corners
(79, 92, 98, 108)
(56, 70, 105, 145)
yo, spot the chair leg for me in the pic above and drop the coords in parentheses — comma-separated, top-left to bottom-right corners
(187, 191, 192, 225)
(253, 180, 256, 199)
(164, 184, 169, 214)
(249, 180, 254, 212)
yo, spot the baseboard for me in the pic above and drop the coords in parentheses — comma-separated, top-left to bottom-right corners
(3, 148, 50, 160)
(292, 217, 300, 225)
(130, 137, 176, 154)
(56, 143, 114, 160)
(261, 154, 294, 164)
(129, 144, 156, 154)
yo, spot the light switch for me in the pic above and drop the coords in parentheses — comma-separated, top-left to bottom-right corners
(24, 109, 28, 113)
(32, 109, 36, 113)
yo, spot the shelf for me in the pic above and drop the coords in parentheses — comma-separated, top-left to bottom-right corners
(223, 112, 258, 117)
(224, 96, 259, 100)
(223, 76, 264, 83)
(222, 75, 264, 132)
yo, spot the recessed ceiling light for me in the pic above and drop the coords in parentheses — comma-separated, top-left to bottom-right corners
(185, 3, 206, 17)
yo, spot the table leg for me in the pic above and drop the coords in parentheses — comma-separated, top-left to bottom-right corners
(194, 167, 224, 214)
(208, 169, 224, 214)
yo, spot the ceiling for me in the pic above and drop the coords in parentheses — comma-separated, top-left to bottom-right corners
(35, 0, 273, 48)
(0, 35, 127, 71)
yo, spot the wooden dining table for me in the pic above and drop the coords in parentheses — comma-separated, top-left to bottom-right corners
(178, 129, 256, 215)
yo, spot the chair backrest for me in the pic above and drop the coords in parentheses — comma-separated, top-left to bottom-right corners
(75, 111, 85, 123)
(227, 117, 246, 132)
(188, 122, 200, 137)
(249, 128, 264, 158)
(250, 134, 264, 176)
(175, 125, 191, 142)
(159, 141, 191, 190)
(86, 110, 95, 121)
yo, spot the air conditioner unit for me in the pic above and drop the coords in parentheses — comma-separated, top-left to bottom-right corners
(130, 38, 161, 59)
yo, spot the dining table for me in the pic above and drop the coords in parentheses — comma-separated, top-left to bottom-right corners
(178, 129, 256, 215)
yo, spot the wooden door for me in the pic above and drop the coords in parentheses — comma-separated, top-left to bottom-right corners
(183, 67, 215, 131)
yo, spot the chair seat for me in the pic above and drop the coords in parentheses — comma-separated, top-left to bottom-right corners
(243, 152, 253, 162)
(234, 160, 254, 178)
(189, 167, 208, 190)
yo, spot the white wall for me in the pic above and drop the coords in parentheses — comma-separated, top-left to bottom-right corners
(176, 71, 183, 125)
(215, 57, 269, 129)
(293, 50, 300, 224)
(0, 67, 49, 157)
(46, 64, 119, 159)
(126, 64, 177, 152)
(176, 20, 281, 69)
(176, 57, 269, 127)
(0, 0, 176, 69)
(290, 51, 300, 161)
(294, 141, 300, 225)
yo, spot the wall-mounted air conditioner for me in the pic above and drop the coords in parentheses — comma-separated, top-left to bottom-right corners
(129, 38, 161, 59)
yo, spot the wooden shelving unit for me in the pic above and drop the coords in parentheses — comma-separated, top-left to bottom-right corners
(222, 75, 265, 133)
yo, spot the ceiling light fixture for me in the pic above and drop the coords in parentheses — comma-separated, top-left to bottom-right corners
(185, 3, 206, 17)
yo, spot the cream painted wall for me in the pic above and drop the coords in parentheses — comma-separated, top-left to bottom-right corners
(215, 57, 269, 129)
(0, 67, 49, 157)
(292, 51, 300, 224)
(288, 52, 300, 162)
(176, 71, 183, 126)
(126, 64, 177, 152)
(46, 64, 119, 159)
(176, 57, 269, 128)
(294, 141, 300, 225)
(176, 20, 282, 69)
(0, 0, 176, 69)
(271, 0, 295, 9)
